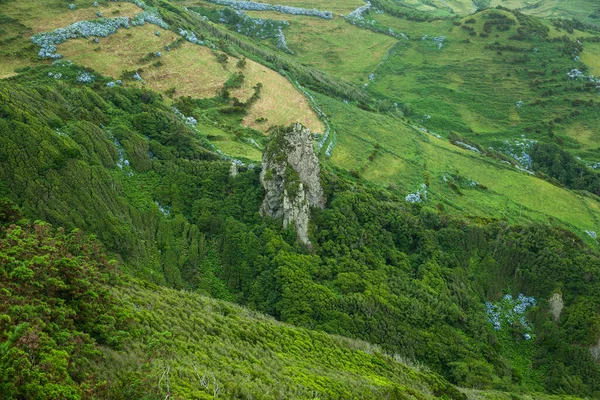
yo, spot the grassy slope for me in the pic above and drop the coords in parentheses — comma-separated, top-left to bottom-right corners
(316, 92, 600, 239)
(369, 9, 600, 160)
(0, 1, 142, 78)
(368, 0, 600, 24)
(101, 279, 584, 400)
(102, 279, 453, 399)
(244, 10, 397, 84)
(58, 26, 324, 134)
(489, 0, 600, 25)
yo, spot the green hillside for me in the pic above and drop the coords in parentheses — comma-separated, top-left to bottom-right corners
(1, 0, 600, 398)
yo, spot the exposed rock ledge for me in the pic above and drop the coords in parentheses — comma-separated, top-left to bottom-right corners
(260, 123, 325, 247)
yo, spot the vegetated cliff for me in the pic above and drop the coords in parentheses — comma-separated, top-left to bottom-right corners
(260, 123, 325, 247)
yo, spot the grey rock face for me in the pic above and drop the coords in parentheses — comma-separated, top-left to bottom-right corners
(229, 161, 239, 177)
(260, 123, 325, 247)
(591, 338, 600, 362)
(548, 293, 564, 323)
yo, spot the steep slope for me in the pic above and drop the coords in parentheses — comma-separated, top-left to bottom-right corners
(0, 207, 461, 399)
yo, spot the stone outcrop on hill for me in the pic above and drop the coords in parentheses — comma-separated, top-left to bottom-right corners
(260, 123, 325, 247)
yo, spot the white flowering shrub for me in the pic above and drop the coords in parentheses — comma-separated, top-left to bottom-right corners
(93, 1, 99, 6)
(154, 200, 171, 217)
(515, 100, 523, 109)
(216, 8, 290, 43)
(317, 126, 330, 151)
(32, 17, 131, 59)
(69, 4, 76, 10)
(48, 72, 63, 79)
(76, 71, 95, 83)
(422, 34, 446, 50)
(178, 28, 204, 45)
(133, 72, 142, 81)
(347, 1, 371, 20)
(172, 107, 198, 127)
(325, 134, 337, 157)
(275, 27, 293, 53)
(343, 1, 406, 39)
(585, 230, 598, 240)
(405, 184, 427, 203)
(497, 138, 536, 170)
(205, 0, 333, 19)
(485, 294, 536, 339)
(455, 141, 481, 153)
(567, 68, 600, 90)
(32, 4, 167, 59)
(113, 138, 130, 170)
(132, 11, 169, 29)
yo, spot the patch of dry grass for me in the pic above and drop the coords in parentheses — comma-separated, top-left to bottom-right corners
(234, 60, 324, 133)
(58, 23, 323, 132)
(2, 1, 142, 35)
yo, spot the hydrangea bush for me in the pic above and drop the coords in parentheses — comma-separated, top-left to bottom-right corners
(216, 8, 289, 41)
(205, 0, 333, 19)
(343, 1, 407, 39)
(496, 138, 536, 170)
(178, 28, 204, 45)
(31, 4, 167, 59)
(172, 107, 198, 127)
(422, 34, 446, 50)
(324, 134, 337, 157)
(275, 27, 293, 54)
(455, 141, 481, 153)
(132, 11, 169, 29)
(485, 294, 536, 340)
(405, 184, 427, 203)
(76, 71, 95, 83)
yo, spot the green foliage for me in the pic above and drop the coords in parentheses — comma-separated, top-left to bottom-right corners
(531, 142, 600, 195)
(94, 279, 465, 400)
(0, 199, 130, 399)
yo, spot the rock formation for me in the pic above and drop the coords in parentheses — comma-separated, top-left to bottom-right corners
(260, 123, 325, 247)
(548, 293, 564, 323)
(590, 338, 600, 362)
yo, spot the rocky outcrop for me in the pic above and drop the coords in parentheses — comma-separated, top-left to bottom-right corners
(260, 123, 325, 247)
(548, 293, 564, 323)
(229, 160, 239, 177)
(591, 338, 600, 362)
